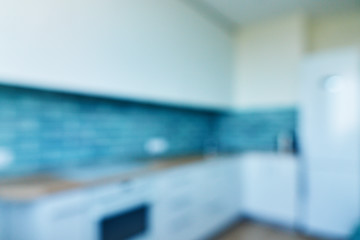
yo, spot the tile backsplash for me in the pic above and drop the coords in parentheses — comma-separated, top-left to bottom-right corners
(0, 85, 216, 175)
(216, 109, 298, 152)
(0, 85, 297, 176)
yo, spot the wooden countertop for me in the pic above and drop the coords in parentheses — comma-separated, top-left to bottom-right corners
(0, 155, 209, 202)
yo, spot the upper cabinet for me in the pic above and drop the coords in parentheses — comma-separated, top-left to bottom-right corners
(0, 0, 234, 109)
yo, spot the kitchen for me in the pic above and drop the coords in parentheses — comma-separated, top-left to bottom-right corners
(0, 0, 360, 240)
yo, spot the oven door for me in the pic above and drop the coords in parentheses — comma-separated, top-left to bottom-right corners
(100, 204, 150, 240)
(90, 199, 153, 240)
(89, 180, 154, 240)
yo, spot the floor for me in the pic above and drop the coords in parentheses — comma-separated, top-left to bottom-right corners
(215, 222, 322, 240)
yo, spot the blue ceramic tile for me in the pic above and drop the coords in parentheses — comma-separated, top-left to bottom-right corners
(215, 109, 297, 152)
(0, 85, 215, 175)
(0, 84, 297, 177)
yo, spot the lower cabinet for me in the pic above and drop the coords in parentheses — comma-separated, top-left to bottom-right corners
(241, 153, 298, 227)
(196, 159, 240, 238)
(27, 191, 89, 240)
(0, 202, 7, 240)
(153, 165, 201, 240)
(37, 193, 90, 240)
(153, 157, 241, 240)
(0, 191, 89, 240)
(1, 157, 242, 240)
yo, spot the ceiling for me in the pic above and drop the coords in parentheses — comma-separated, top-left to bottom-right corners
(196, 0, 360, 25)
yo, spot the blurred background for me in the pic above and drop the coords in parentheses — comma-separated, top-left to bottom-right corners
(0, 0, 359, 240)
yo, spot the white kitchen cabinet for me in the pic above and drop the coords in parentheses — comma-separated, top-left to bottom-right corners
(3, 179, 155, 240)
(0, 204, 3, 240)
(0, 202, 7, 240)
(2, 157, 242, 240)
(0, 0, 233, 109)
(153, 157, 241, 240)
(199, 158, 241, 234)
(37, 193, 90, 240)
(0, 190, 90, 240)
(153, 165, 201, 240)
(241, 153, 298, 227)
(2, 203, 38, 240)
(28, 191, 90, 240)
(43, 208, 89, 240)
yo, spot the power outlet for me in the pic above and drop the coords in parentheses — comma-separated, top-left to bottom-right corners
(0, 148, 13, 169)
(145, 137, 168, 155)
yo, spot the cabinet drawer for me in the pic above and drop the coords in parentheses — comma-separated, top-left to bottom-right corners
(157, 194, 195, 216)
(155, 171, 197, 202)
(89, 179, 151, 204)
(159, 169, 195, 188)
(38, 190, 88, 215)
(158, 210, 197, 240)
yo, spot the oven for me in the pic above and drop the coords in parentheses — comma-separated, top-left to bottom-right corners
(89, 178, 154, 240)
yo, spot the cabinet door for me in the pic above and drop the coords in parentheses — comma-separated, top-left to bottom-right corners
(0, 202, 6, 240)
(35, 191, 90, 240)
(195, 159, 241, 238)
(153, 165, 202, 240)
(241, 154, 298, 226)
(153, 159, 241, 240)
(0, 0, 233, 109)
(47, 209, 88, 240)
(156, 207, 198, 240)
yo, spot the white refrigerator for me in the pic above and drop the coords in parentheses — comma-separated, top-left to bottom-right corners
(300, 47, 360, 238)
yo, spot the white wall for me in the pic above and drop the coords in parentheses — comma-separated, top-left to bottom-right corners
(232, 10, 360, 110)
(308, 10, 360, 52)
(0, 0, 234, 109)
(233, 13, 307, 109)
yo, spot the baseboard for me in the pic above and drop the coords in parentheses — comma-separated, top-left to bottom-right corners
(205, 214, 244, 240)
(240, 214, 346, 240)
(241, 213, 297, 231)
